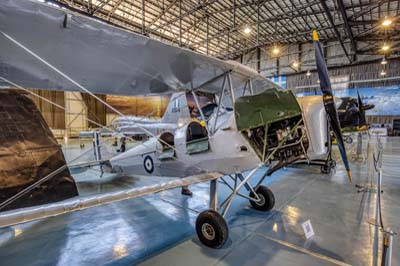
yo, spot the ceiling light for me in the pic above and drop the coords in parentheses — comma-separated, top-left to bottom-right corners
(381, 42, 390, 51)
(381, 58, 387, 65)
(272, 46, 280, 55)
(292, 61, 299, 68)
(243, 25, 252, 34)
(382, 17, 393, 27)
(306, 70, 311, 76)
(380, 70, 387, 76)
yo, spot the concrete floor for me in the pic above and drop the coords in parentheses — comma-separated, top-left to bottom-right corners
(0, 136, 398, 266)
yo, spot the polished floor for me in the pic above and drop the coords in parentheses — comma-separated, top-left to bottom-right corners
(0, 136, 398, 266)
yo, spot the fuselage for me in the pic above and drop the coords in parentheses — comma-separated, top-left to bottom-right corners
(112, 117, 179, 137)
(109, 92, 341, 178)
(110, 110, 260, 177)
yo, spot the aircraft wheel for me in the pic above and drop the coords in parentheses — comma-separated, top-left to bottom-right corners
(249, 186, 275, 211)
(345, 136, 353, 144)
(196, 210, 228, 248)
(321, 164, 331, 174)
(328, 160, 336, 168)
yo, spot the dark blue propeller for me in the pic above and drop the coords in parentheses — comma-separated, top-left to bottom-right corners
(313, 30, 352, 183)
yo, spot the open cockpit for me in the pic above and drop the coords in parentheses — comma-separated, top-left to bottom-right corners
(186, 121, 209, 154)
(158, 131, 175, 160)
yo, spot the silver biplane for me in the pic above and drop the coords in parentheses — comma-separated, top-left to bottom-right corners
(110, 92, 191, 138)
(0, 0, 352, 249)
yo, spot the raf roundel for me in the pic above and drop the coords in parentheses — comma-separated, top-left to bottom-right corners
(143, 155, 154, 174)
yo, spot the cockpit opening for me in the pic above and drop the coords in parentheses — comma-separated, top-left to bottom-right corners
(186, 121, 209, 154)
(159, 131, 174, 150)
(158, 131, 175, 160)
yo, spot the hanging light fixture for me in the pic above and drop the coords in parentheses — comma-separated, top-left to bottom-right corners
(382, 17, 393, 27)
(292, 61, 300, 68)
(272, 45, 280, 55)
(381, 42, 390, 52)
(243, 25, 252, 34)
(381, 58, 388, 65)
(380, 69, 387, 76)
(306, 70, 311, 76)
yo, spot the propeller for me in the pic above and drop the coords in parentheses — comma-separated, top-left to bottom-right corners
(357, 90, 367, 128)
(356, 90, 375, 129)
(313, 31, 352, 183)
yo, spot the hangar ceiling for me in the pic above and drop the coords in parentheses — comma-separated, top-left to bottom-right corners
(48, 0, 399, 63)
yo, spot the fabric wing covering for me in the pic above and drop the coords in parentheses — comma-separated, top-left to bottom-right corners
(0, 0, 278, 96)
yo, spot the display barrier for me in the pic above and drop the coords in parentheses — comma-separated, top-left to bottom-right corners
(361, 135, 397, 266)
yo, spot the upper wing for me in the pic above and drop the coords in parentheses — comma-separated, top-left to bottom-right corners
(0, 0, 275, 96)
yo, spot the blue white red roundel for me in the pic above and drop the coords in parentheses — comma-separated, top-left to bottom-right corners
(143, 155, 154, 173)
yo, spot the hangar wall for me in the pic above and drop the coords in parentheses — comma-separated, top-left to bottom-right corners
(29, 90, 170, 138)
(29, 90, 66, 130)
(240, 41, 383, 77)
(64, 92, 88, 138)
(287, 58, 400, 92)
(240, 43, 400, 128)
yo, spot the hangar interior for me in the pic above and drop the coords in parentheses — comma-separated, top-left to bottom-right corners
(0, 0, 399, 265)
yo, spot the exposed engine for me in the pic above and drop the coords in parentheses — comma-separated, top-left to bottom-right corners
(244, 115, 308, 165)
(234, 88, 307, 175)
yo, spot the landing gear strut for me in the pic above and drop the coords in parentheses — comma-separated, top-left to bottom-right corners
(195, 169, 275, 248)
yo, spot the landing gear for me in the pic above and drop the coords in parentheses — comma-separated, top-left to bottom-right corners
(196, 210, 228, 248)
(320, 164, 331, 174)
(321, 159, 336, 174)
(328, 159, 336, 168)
(249, 185, 275, 211)
(344, 136, 353, 144)
(196, 169, 275, 248)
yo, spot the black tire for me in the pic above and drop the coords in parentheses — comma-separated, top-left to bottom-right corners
(249, 185, 275, 211)
(196, 210, 228, 248)
(345, 136, 353, 144)
(321, 164, 331, 174)
(328, 160, 336, 168)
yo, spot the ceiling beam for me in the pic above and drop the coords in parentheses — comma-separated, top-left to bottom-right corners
(192, 4, 325, 47)
(337, 0, 357, 60)
(147, 0, 219, 34)
(319, 0, 352, 63)
(146, 0, 179, 30)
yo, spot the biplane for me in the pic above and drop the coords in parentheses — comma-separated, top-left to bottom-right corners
(0, 0, 353, 248)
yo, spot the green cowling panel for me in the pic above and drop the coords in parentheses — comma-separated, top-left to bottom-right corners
(234, 88, 302, 131)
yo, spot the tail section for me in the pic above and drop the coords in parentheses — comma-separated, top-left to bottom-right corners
(161, 92, 190, 124)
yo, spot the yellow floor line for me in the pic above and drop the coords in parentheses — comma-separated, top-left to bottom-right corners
(257, 233, 353, 266)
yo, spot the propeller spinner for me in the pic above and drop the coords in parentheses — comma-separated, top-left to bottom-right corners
(313, 30, 353, 183)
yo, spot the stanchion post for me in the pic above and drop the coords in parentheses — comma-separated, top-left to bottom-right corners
(357, 132, 362, 157)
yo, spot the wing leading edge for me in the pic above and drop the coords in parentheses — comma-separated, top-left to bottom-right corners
(0, 0, 275, 96)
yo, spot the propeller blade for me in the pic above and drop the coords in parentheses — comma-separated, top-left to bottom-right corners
(313, 31, 352, 183)
(357, 90, 367, 128)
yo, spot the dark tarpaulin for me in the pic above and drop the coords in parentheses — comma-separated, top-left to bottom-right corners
(0, 90, 78, 211)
